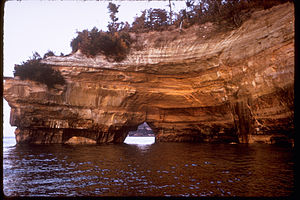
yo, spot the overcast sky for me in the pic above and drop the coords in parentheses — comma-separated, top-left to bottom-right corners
(3, 0, 186, 137)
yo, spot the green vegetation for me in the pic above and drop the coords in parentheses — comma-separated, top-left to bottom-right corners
(131, 0, 293, 31)
(43, 50, 55, 59)
(14, 52, 65, 88)
(71, 3, 132, 62)
(70, 27, 132, 62)
(70, 0, 292, 62)
(131, 8, 169, 32)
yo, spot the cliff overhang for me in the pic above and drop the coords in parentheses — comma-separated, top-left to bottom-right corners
(3, 3, 294, 145)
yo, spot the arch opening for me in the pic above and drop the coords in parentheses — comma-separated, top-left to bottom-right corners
(124, 122, 155, 145)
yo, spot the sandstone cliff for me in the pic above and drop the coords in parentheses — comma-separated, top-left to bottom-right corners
(3, 3, 294, 144)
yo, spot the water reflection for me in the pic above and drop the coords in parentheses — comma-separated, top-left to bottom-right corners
(124, 136, 155, 151)
(124, 136, 155, 145)
(3, 138, 295, 197)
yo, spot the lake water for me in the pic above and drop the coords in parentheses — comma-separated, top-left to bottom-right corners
(3, 136, 295, 197)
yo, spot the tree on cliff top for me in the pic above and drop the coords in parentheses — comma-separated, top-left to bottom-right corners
(107, 2, 120, 33)
(131, 8, 169, 32)
(70, 0, 292, 61)
(70, 27, 132, 61)
(130, 0, 292, 32)
(148, 8, 169, 31)
(70, 2, 132, 62)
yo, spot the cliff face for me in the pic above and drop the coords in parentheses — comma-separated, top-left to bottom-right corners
(4, 3, 294, 144)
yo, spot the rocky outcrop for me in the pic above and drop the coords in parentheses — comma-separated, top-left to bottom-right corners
(128, 122, 153, 137)
(64, 136, 97, 145)
(3, 3, 294, 144)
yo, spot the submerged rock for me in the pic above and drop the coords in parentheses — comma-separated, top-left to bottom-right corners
(64, 136, 96, 145)
(3, 3, 294, 144)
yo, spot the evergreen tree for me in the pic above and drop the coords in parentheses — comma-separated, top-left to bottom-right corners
(107, 2, 120, 33)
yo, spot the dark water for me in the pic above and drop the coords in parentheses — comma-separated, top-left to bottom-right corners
(3, 137, 295, 197)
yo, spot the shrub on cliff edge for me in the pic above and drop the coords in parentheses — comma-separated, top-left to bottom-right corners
(70, 27, 132, 62)
(70, 2, 133, 62)
(14, 52, 66, 88)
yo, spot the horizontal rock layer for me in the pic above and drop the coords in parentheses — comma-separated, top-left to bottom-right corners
(4, 3, 294, 144)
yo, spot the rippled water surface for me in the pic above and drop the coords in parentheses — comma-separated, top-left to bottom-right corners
(3, 137, 295, 197)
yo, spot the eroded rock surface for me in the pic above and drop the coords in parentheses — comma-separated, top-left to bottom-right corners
(4, 3, 294, 144)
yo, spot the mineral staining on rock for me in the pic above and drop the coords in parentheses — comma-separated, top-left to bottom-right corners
(3, 3, 294, 144)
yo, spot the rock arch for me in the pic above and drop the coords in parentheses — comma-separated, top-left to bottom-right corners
(4, 3, 294, 145)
